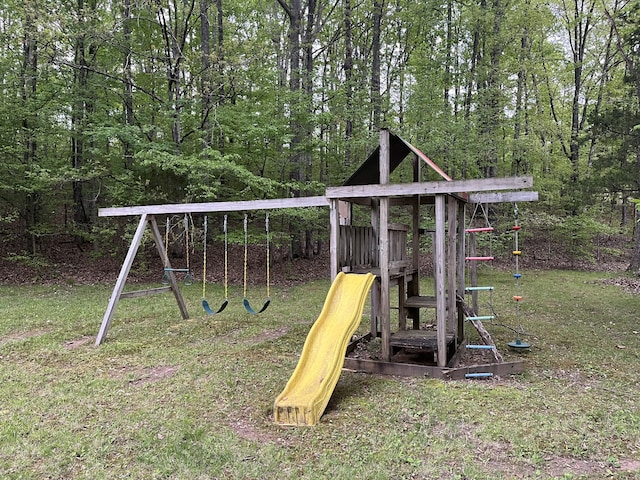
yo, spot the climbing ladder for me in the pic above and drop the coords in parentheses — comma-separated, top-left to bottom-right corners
(463, 211, 501, 376)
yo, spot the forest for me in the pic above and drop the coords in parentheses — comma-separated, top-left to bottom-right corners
(1, 0, 639, 271)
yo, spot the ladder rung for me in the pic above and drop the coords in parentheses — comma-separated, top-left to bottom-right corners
(466, 345, 495, 350)
(164, 267, 190, 272)
(465, 256, 494, 261)
(465, 227, 494, 233)
(466, 315, 495, 322)
(465, 373, 494, 379)
(465, 286, 494, 292)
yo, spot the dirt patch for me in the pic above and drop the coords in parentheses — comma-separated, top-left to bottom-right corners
(543, 457, 616, 477)
(108, 365, 179, 386)
(600, 276, 640, 294)
(63, 335, 93, 349)
(0, 328, 52, 346)
(129, 365, 179, 386)
(227, 407, 289, 446)
(619, 459, 640, 473)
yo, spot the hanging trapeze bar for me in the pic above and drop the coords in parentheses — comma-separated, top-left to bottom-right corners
(202, 215, 229, 315)
(243, 213, 271, 315)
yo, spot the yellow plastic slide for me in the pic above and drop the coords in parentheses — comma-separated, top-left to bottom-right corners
(274, 272, 375, 426)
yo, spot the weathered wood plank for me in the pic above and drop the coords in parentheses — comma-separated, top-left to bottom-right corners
(326, 176, 534, 199)
(95, 214, 150, 346)
(343, 357, 448, 379)
(435, 194, 447, 367)
(389, 330, 455, 350)
(120, 286, 172, 299)
(469, 191, 539, 204)
(99, 196, 330, 217)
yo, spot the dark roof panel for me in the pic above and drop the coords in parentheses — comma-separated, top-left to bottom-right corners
(343, 132, 411, 186)
(343, 131, 451, 186)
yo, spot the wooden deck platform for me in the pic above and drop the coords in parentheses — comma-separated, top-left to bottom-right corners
(389, 329, 455, 351)
(404, 295, 438, 309)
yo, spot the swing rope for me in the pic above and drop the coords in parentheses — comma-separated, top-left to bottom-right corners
(202, 215, 229, 315)
(243, 213, 271, 315)
(183, 214, 193, 285)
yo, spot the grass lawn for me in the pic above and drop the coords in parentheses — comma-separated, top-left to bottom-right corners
(0, 270, 639, 479)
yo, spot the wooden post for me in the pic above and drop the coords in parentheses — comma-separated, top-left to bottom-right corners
(379, 129, 391, 361)
(435, 194, 447, 366)
(96, 214, 150, 345)
(95, 214, 191, 346)
(330, 199, 340, 280)
(410, 153, 421, 329)
(447, 196, 457, 333)
(457, 201, 466, 343)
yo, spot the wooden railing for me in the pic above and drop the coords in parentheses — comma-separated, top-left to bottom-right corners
(338, 223, 410, 272)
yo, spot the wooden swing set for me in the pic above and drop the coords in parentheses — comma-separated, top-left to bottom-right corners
(95, 129, 537, 380)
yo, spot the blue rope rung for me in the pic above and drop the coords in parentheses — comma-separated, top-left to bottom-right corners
(466, 345, 495, 350)
(203, 298, 228, 315)
(243, 297, 271, 315)
(465, 315, 495, 322)
(465, 372, 494, 379)
(465, 286, 494, 292)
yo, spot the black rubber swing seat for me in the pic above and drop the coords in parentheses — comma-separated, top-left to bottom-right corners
(243, 297, 270, 315)
(202, 298, 228, 315)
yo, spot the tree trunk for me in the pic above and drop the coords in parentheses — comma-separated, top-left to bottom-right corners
(371, 0, 383, 130)
(344, 0, 353, 168)
(21, 5, 39, 253)
(122, 0, 134, 170)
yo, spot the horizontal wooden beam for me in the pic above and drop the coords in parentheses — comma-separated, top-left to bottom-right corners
(99, 196, 330, 217)
(342, 357, 448, 379)
(326, 176, 533, 200)
(469, 191, 539, 204)
(343, 357, 525, 379)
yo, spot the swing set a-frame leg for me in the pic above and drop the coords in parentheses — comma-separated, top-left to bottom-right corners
(95, 214, 189, 346)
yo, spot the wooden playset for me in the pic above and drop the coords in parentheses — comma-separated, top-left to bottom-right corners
(95, 129, 537, 381)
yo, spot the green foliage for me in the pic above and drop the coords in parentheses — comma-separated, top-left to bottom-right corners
(0, 0, 638, 253)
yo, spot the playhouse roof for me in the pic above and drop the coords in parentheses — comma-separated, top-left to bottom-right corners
(343, 130, 451, 186)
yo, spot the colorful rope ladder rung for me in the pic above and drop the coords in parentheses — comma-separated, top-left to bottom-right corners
(465, 256, 494, 262)
(465, 315, 495, 322)
(465, 372, 494, 379)
(465, 286, 494, 292)
(465, 227, 494, 233)
(466, 345, 495, 350)
(512, 250, 522, 255)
